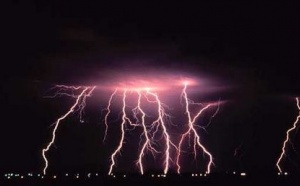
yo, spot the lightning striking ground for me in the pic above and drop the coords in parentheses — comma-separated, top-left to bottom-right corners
(145, 89, 174, 175)
(103, 89, 118, 142)
(107, 88, 176, 175)
(176, 82, 215, 174)
(276, 97, 300, 173)
(108, 90, 128, 175)
(42, 86, 95, 175)
(41, 76, 220, 175)
(136, 91, 158, 175)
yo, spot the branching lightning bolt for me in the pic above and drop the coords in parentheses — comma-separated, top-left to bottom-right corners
(108, 90, 128, 175)
(107, 88, 176, 175)
(145, 89, 176, 175)
(176, 82, 214, 174)
(41, 78, 220, 175)
(276, 97, 300, 173)
(136, 91, 159, 175)
(42, 86, 95, 175)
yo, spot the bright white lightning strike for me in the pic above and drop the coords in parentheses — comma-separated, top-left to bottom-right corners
(176, 82, 215, 174)
(41, 76, 220, 175)
(136, 91, 158, 175)
(145, 89, 175, 175)
(107, 88, 176, 175)
(276, 97, 300, 173)
(42, 86, 95, 175)
(103, 89, 118, 142)
(108, 90, 129, 175)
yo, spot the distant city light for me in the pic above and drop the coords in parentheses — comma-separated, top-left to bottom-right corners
(3, 170, 293, 181)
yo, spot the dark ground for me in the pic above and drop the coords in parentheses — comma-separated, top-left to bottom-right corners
(2, 173, 300, 186)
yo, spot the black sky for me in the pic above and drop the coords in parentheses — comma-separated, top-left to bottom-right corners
(2, 1, 300, 174)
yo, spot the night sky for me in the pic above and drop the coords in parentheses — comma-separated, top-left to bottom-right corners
(2, 1, 300, 175)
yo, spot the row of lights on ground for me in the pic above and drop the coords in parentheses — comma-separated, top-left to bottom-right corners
(191, 173, 207, 177)
(232, 172, 246, 176)
(151, 174, 167, 178)
(278, 172, 288, 176)
(4, 173, 100, 179)
(4, 172, 290, 179)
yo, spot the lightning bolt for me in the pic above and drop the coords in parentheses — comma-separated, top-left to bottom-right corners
(136, 91, 159, 175)
(107, 89, 142, 175)
(107, 88, 176, 175)
(103, 89, 118, 142)
(145, 89, 176, 175)
(42, 77, 219, 175)
(176, 82, 214, 174)
(42, 86, 95, 175)
(276, 97, 300, 173)
(108, 90, 128, 175)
